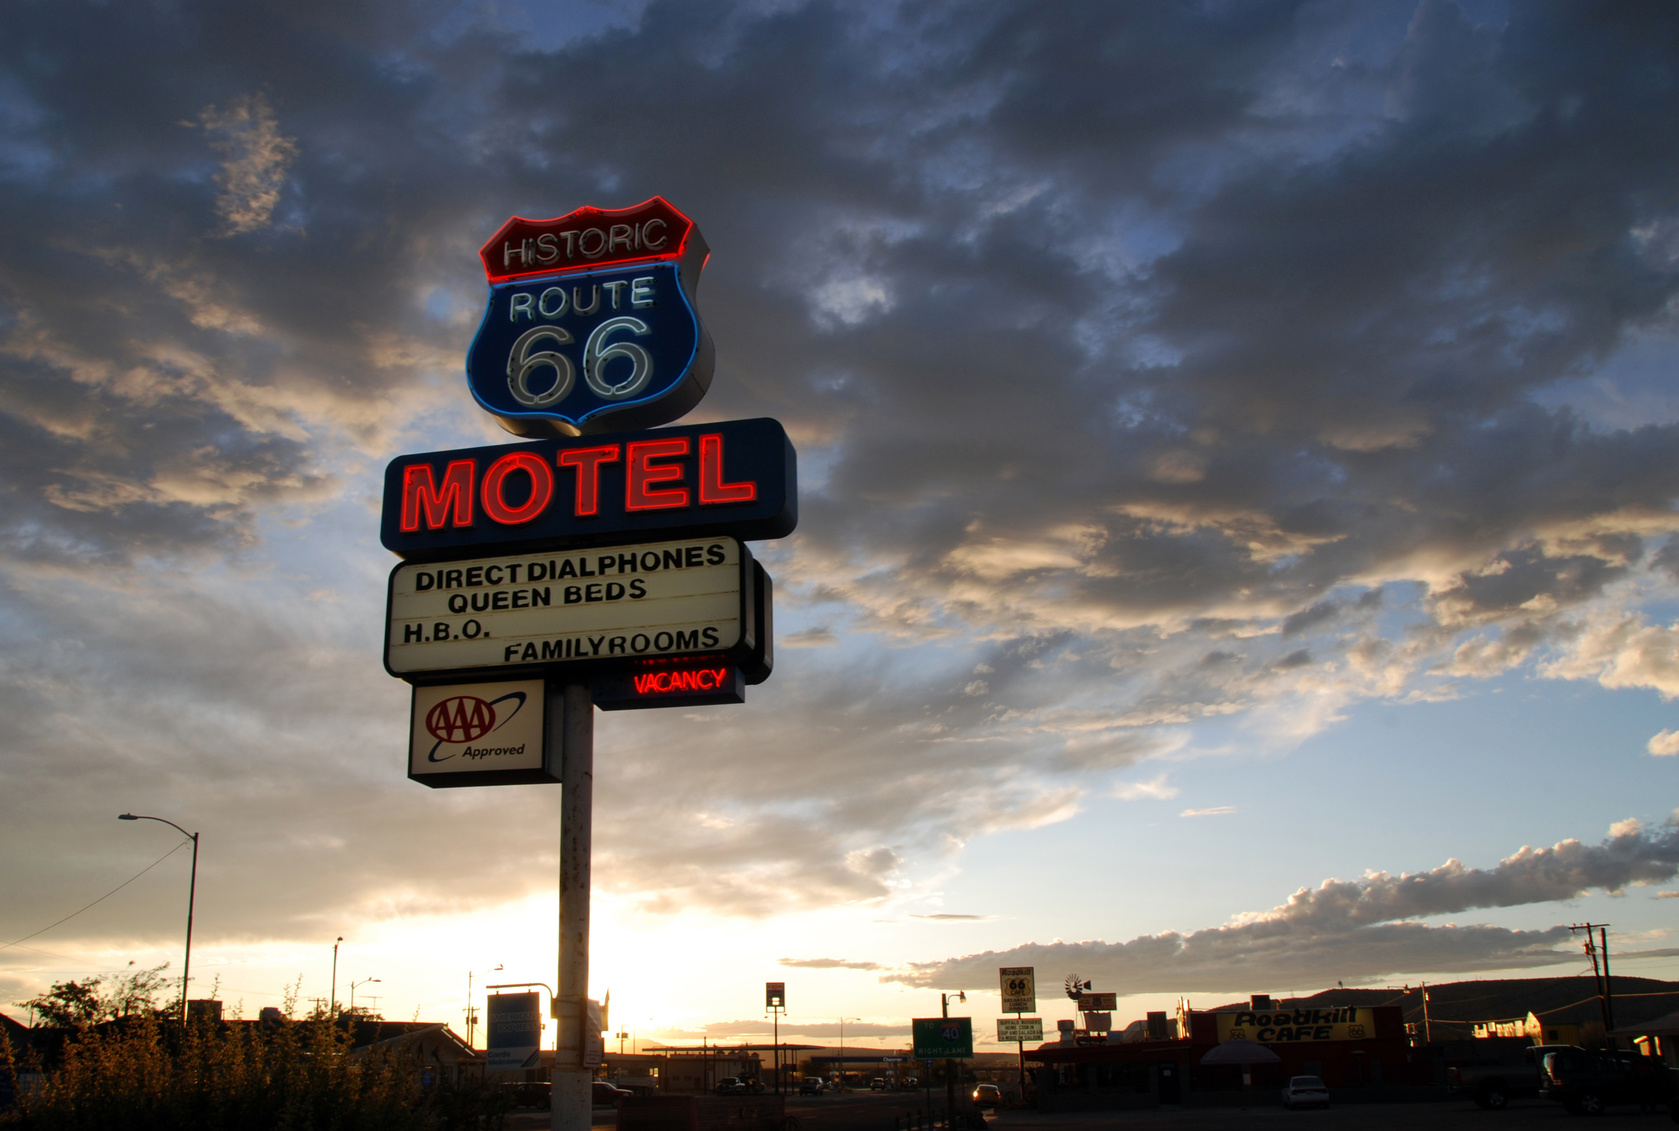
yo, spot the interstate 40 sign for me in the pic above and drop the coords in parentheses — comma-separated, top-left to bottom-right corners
(383, 198, 794, 787)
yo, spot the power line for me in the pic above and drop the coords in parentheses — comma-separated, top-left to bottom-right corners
(0, 841, 189, 953)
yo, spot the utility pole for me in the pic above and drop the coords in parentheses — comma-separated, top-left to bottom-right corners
(1421, 981, 1431, 1044)
(1600, 926, 1616, 1034)
(554, 683, 594, 1131)
(1573, 924, 1613, 1037)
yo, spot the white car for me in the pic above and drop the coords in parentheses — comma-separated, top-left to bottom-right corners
(1281, 1075, 1329, 1109)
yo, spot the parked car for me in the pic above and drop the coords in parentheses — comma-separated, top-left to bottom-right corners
(592, 1081, 633, 1107)
(1447, 1043, 1575, 1109)
(871, 1078, 887, 1091)
(714, 1077, 765, 1096)
(972, 1084, 1003, 1109)
(1541, 1048, 1678, 1115)
(1281, 1076, 1329, 1110)
(800, 1076, 827, 1095)
(500, 1081, 552, 1110)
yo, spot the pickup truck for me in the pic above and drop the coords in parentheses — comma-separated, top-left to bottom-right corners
(1447, 1044, 1575, 1109)
(1540, 1047, 1678, 1115)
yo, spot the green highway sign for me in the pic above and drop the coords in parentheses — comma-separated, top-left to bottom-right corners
(912, 1017, 974, 1059)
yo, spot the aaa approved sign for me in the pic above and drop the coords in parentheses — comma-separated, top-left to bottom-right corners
(409, 679, 552, 789)
(385, 536, 751, 679)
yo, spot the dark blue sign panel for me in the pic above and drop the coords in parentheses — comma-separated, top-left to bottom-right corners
(470, 198, 712, 437)
(380, 417, 796, 560)
(466, 261, 713, 436)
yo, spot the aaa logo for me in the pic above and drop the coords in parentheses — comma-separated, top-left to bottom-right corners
(425, 695, 497, 743)
(425, 689, 527, 761)
(467, 198, 713, 438)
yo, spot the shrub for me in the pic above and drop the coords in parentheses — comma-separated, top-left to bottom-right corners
(2, 1010, 448, 1131)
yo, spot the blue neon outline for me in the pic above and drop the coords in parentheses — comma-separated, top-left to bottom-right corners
(464, 261, 702, 430)
(426, 689, 529, 763)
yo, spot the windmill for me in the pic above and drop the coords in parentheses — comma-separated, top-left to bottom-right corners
(1064, 974, 1091, 1001)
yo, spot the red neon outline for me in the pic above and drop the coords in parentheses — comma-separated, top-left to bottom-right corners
(400, 460, 474, 531)
(698, 433, 757, 505)
(625, 438, 690, 511)
(480, 196, 695, 283)
(556, 444, 620, 516)
(480, 451, 554, 526)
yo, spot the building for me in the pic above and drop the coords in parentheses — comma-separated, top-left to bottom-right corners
(1472, 1013, 1581, 1045)
(1029, 997, 1416, 1110)
(344, 1018, 485, 1090)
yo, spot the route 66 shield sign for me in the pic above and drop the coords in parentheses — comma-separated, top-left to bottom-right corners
(468, 197, 714, 437)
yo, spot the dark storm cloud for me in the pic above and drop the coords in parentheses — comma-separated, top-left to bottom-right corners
(891, 816, 1679, 993)
(2, 0, 1679, 973)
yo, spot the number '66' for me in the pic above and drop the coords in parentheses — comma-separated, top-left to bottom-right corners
(506, 317, 654, 407)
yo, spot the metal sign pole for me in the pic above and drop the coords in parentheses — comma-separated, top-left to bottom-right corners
(553, 682, 593, 1131)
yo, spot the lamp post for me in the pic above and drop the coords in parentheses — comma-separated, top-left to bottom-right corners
(331, 937, 344, 1018)
(117, 813, 198, 1024)
(838, 1017, 860, 1092)
(466, 964, 502, 1048)
(941, 991, 965, 1125)
(350, 977, 380, 1018)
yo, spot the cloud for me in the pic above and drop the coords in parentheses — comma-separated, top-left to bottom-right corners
(1181, 807, 1236, 818)
(1651, 731, 1679, 757)
(198, 93, 298, 236)
(1112, 775, 1179, 802)
(0, 0, 1678, 984)
(1545, 614, 1679, 700)
(778, 957, 886, 971)
(886, 817, 1679, 993)
(909, 914, 987, 922)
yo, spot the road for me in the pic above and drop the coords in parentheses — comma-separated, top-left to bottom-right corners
(988, 1097, 1677, 1131)
(511, 1091, 1679, 1131)
(790, 1088, 954, 1131)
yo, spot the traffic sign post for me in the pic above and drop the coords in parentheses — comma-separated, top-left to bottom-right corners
(1000, 965, 1036, 1101)
(378, 199, 795, 1131)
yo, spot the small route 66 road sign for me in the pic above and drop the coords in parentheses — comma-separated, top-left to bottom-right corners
(468, 197, 714, 438)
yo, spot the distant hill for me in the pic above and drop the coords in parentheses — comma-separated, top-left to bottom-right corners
(1205, 976, 1679, 1039)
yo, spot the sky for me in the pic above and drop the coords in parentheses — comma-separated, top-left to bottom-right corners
(3, 0, 1679, 1052)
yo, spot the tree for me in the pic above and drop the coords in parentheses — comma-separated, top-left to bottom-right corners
(15, 962, 170, 1027)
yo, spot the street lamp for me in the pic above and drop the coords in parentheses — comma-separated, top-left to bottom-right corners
(466, 964, 503, 1048)
(117, 813, 198, 1025)
(331, 937, 344, 1018)
(350, 977, 380, 1018)
(940, 992, 966, 1123)
(838, 1017, 860, 1092)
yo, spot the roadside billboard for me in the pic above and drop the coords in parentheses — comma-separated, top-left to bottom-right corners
(486, 991, 544, 1070)
(1215, 1006, 1373, 1043)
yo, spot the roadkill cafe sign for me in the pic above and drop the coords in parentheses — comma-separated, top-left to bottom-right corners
(381, 197, 795, 787)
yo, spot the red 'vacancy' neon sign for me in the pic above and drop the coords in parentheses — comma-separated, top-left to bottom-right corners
(632, 668, 729, 695)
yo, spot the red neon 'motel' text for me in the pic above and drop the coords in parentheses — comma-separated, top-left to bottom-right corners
(399, 433, 756, 532)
